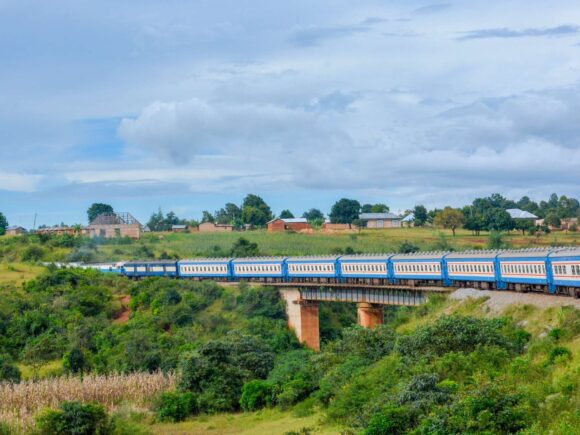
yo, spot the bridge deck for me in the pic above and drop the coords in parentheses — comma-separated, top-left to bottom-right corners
(245, 281, 452, 293)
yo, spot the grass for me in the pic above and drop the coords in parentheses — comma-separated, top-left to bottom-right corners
(96, 227, 580, 260)
(0, 262, 44, 285)
(147, 409, 340, 435)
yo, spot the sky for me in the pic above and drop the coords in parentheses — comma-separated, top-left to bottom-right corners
(2, 0, 580, 227)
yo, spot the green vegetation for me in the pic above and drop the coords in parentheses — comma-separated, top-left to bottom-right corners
(0, 266, 577, 433)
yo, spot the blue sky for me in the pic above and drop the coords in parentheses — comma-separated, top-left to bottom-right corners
(2, 0, 580, 227)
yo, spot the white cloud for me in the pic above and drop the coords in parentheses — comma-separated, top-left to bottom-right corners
(0, 171, 42, 192)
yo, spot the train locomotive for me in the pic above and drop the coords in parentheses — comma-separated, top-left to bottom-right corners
(76, 247, 580, 297)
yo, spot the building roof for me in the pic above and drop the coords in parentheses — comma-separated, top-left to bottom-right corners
(402, 213, 415, 222)
(90, 212, 140, 226)
(171, 224, 188, 229)
(506, 208, 538, 219)
(268, 218, 308, 224)
(6, 226, 26, 231)
(359, 213, 401, 220)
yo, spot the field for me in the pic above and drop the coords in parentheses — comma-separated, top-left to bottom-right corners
(97, 227, 580, 261)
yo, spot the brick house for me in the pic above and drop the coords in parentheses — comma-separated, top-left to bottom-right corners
(267, 218, 312, 232)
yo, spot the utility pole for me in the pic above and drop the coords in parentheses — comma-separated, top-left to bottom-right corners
(33, 213, 37, 230)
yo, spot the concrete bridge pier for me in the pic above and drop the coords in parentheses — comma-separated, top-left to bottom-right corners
(357, 302, 384, 329)
(280, 289, 320, 351)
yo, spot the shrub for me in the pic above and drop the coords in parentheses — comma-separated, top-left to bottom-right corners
(548, 346, 572, 364)
(35, 401, 112, 435)
(399, 240, 419, 253)
(0, 355, 21, 383)
(240, 380, 273, 411)
(154, 391, 197, 422)
(21, 245, 45, 262)
(364, 406, 412, 435)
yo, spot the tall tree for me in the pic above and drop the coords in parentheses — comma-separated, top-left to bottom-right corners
(433, 207, 465, 236)
(215, 203, 242, 225)
(329, 199, 361, 224)
(86, 203, 113, 223)
(361, 203, 389, 213)
(279, 210, 294, 219)
(147, 208, 165, 231)
(0, 212, 7, 235)
(413, 205, 428, 227)
(201, 211, 215, 223)
(302, 208, 325, 222)
(241, 194, 273, 227)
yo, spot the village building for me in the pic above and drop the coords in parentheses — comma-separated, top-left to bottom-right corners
(506, 208, 538, 220)
(171, 224, 189, 233)
(198, 222, 234, 232)
(5, 226, 27, 236)
(402, 213, 415, 227)
(35, 226, 87, 236)
(359, 213, 402, 229)
(322, 222, 352, 231)
(87, 212, 142, 239)
(267, 218, 312, 232)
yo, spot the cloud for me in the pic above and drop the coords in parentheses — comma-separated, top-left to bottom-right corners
(458, 25, 580, 41)
(0, 171, 42, 192)
(288, 17, 386, 47)
(413, 3, 451, 15)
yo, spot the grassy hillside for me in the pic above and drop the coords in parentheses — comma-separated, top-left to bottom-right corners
(2, 227, 580, 265)
(0, 267, 578, 434)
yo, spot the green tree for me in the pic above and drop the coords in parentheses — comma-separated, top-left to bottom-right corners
(201, 211, 215, 223)
(361, 203, 389, 213)
(147, 208, 165, 231)
(413, 205, 428, 227)
(0, 355, 21, 383)
(0, 212, 7, 235)
(279, 210, 294, 219)
(545, 212, 561, 228)
(215, 203, 242, 225)
(433, 207, 465, 236)
(86, 203, 114, 223)
(36, 401, 112, 435)
(329, 199, 361, 224)
(488, 209, 515, 231)
(302, 208, 325, 222)
(515, 219, 535, 235)
(241, 194, 273, 227)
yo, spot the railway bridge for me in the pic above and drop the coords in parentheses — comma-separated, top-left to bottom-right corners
(272, 283, 451, 351)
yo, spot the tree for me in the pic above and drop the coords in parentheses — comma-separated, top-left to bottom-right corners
(86, 203, 113, 223)
(487, 209, 515, 232)
(433, 207, 465, 236)
(302, 208, 325, 222)
(515, 219, 535, 235)
(231, 238, 259, 257)
(279, 210, 294, 219)
(147, 208, 165, 231)
(329, 199, 361, 224)
(201, 211, 215, 223)
(0, 212, 7, 236)
(464, 214, 486, 235)
(545, 212, 561, 228)
(215, 203, 242, 225)
(361, 203, 389, 213)
(413, 205, 428, 227)
(241, 194, 273, 227)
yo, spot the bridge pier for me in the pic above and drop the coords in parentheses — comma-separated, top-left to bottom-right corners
(279, 289, 320, 351)
(357, 302, 384, 329)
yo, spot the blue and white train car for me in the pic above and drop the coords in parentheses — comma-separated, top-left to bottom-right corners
(497, 248, 551, 292)
(177, 258, 232, 280)
(232, 257, 286, 281)
(123, 260, 178, 278)
(446, 251, 500, 288)
(548, 247, 580, 296)
(391, 252, 445, 283)
(338, 254, 393, 283)
(286, 256, 340, 282)
(82, 262, 125, 274)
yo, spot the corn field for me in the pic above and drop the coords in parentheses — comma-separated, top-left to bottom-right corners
(0, 372, 175, 433)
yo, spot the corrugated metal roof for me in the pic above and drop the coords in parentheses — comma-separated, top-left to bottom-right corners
(268, 218, 308, 224)
(359, 213, 401, 220)
(402, 213, 415, 222)
(506, 208, 538, 219)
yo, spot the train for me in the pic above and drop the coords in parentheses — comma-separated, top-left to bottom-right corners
(65, 246, 580, 297)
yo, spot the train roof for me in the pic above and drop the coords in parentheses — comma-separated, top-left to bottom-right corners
(497, 247, 556, 259)
(446, 250, 502, 260)
(285, 255, 340, 262)
(232, 256, 287, 263)
(340, 254, 395, 261)
(179, 257, 233, 262)
(548, 247, 580, 258)
(392, 251, 449, 260)
(124, 260, 178, 265)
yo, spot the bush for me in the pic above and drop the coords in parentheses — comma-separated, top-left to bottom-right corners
(240, 380, 273, 411)
(398, 240, 419, 253)
(21, 245, 45, 262)
(154, 391, 197, 422)
(364, 406, 412, 435)
(548, 346, 572, 364)
(35, 401, 112, 435)
(0, 355, 21, 383)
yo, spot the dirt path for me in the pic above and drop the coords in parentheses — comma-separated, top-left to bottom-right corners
(450, 288, 580, 313)
(113, 295, 131, 324)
